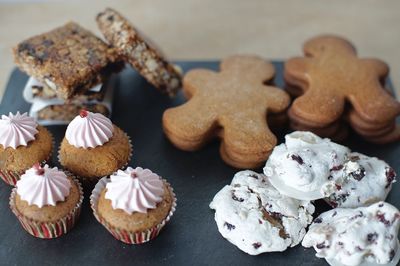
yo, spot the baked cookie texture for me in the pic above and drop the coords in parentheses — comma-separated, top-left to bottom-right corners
(96, 8, 182, 96)
(13, 22, 123, 99)
(97, 182, 173, 232)
(284, 35, 400, 143)
(15, 176, 81, 223)
(59, 125, 131, 179)
(0, 126, 53, 172)
(163, 55, 290, 169)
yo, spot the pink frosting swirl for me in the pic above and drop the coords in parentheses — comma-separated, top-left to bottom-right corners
(16, 164, 72, 208)
(65, 110, 114, 148)
(105, 167, 165, 214)
(0, 112, 38, 149)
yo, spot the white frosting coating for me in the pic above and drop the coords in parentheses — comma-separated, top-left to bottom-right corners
(263, 131, 396, 206)
(0, 112, 38, 149)
(16, 164, 72, 208)
(209, 170, 315, 255)
(263, 131, 350, 200)
(302, 202, 400, 266)
(105, 167, 165, 214)
(65, 110, 114, 148)
(325, 152, 396, 208)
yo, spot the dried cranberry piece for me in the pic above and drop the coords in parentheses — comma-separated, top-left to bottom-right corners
(316, 242, 328, 249)
(389, 249, 396, 261)
(248, 173, 259, 179)
(350, 167, 366, 181)
(385, 167, 396, 189)
(350, 211, 364, 220)
(224, 222, 235, 230)
(330, 165, 344, 171)
(313, 217, 323, 224)
(253, 242, 262, 249)
(291, 154, 304, 165)
(376, 213, 390, 226)
(367, 232, 378, 243)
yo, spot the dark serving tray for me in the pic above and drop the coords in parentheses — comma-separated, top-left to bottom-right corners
(0, 61, 399, 266)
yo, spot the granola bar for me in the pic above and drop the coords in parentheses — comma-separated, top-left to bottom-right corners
(13, 22, 123, 99)
(96, 8, 182, 96)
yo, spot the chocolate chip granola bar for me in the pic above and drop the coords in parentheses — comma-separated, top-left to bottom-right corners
(13, 22, 123, 99)
(96, 8, 182, 96)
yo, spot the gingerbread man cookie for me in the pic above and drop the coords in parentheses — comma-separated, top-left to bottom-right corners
(285, 35, 400, 126)
(162, 55, 290, 168)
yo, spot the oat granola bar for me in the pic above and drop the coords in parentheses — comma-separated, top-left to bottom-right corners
(96, 8, 182, 96)
(13, 22, 123, 99)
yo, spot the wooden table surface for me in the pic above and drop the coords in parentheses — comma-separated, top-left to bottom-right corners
(1, 0, 399, 100)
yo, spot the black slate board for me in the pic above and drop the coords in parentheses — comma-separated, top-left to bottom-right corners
(0, 61, 399, 266)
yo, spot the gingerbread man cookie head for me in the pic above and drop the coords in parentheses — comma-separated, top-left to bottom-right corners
(304, 35, 356, 57)
(163, 55, 290, 169)
(285, 35, 400, 126)
(220, 55, 275, 83)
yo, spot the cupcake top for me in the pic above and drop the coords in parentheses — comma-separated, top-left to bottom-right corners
(105, 167, 164, 214)
(65, 110, 114, 148)
(0, 112, 38, 149)
(16, 163, 72, 208)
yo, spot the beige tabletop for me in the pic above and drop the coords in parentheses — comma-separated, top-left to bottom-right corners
(0, 0, 399, 101)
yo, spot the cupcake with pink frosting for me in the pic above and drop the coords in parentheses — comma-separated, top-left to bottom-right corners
(90, 166, 177, 244)
(0, 112, 53, 186)
(59, 110, 132, 182)
(9, 163, 83, 238)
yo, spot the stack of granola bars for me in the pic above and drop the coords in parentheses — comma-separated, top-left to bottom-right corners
(14, 22, 123, 124)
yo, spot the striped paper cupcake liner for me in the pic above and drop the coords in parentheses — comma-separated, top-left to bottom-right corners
(9, 173, 84, 239)
(90, 176, 177, 244)
(0, 168, 25, 187)
(58, 132, 133, 185)
(0, 135, 54, 186)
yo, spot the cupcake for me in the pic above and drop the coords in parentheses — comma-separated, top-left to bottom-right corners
(9, 164, 83, 238)
(0, 112, 53, 186)
(90, 167, 176, 244)
(59, 110, 132, 182)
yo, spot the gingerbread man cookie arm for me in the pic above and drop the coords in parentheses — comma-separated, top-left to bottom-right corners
(284, 57, 311, 89)
(291, 89, 345, 125)
(162, 97, 217, 151)
(361, 58, 390, 78)
(347, 81, 400, 123)
(262, 85, 291, 113)
(219, 108, 277, 169)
